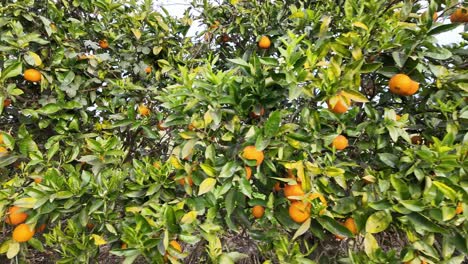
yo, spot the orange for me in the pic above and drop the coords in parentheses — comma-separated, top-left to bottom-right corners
(0, 134, 3, 144)
(307, 193, 327, 215)
(331, 135, 348, 150)
(258, 36, 271, 49)
(5, 206, 28, 225)
(178, 176, 194, 186)
(145, 66, 152, 74)
(289, 201, 311, 223)
(169, 240, 182, 253)
(34, 177, 43, 184)
(327, 94, 351, 114)
(389, 74, 413, 96)
(403, 80, 419, 96)
(0, 146, 7, 155)
(12, 224, 35, 242)
(252, 205, 265, 219)
(242, 146, 264, 166)
(245, 166, 252, 180)
(273, 182, 281, 192)
(157, 121, 168, 130)
(36, 223, 46, 233)
(220, 34, 230, 43)
(24, 69, 42, 82)
(456, 202, 463, 214)
(411, 135, 423, 145)
(3, 99, 11, 107)
(450, 8, 468, 23)
(249, 106, 265, 119)
(99, 39, 109, 49)
(138, 104, 150, 116)
(121, 243, 128, 249)
(343, 218, 358, 235)
(283, 184, 304, 200)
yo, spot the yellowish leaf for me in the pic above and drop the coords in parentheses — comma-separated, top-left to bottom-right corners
(6, 241, 19, 259)
(353, 21, 369, 31)
(27, 51, 42, 66)
(198, 178, 216, 196)
(131, 28, 141, 40)
(14, 197, 37, 208)
(91, 234, 107, 246)
(341, 90, 369, 103)
(180, 210, 198, 224)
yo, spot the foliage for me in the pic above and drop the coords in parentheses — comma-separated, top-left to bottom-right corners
(0, 0, 467, 263)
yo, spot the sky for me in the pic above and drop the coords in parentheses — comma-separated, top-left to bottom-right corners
(157, 0, 464, 45)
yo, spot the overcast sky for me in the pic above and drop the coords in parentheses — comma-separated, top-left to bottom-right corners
(157, 0, 464, 45)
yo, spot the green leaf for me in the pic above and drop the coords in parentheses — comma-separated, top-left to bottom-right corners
(324, 166, 345, 177)
(292, 218, 311, 240)
(317, 215, 354, 238)
(333, 197, 357, 214)
(365, 211, 392, 233)
(378, 153, 398, 168)
(392, 51, 408, 68)
(1, 61, 22, 81)
(360, 63, 382, 73)
(24, 51, 42, 66)
(399, 200, 425, 212)
(198, 178, 216, 196)
(165, 207, 179, 233)
(264, 111, 281, 138)
(37, 103, 62, 115)
(228, 58, 250, 68)
(427, 23, 460, 35)
(405, 212, 446, 233)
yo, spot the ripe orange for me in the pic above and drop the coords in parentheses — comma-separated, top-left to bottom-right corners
(138, 104, 150, 116)
(245, 166, 252, 180)
(450, 8, 468, 23)
(331, 135, 348, 150)
(252, 205, 265, 218)
(283, 184, 304, 200)
(403, 80, 419, 96)
(307, 193, 327, 215)
(5, 206, 28, 225)
(36, 223, 46, 233)
(343, 218, 358, 235)
(34, 177, 43, 184)
(289, 201, 311, 223)
(0, 146, 7, 155)
(273, 182, 281, 192)
(169, 240, 182, 253)
(178, 176, 194, 186)
(258, 35, 271, 49)
(242, 146, 264, 166)
(145, 66, 152, 74)
(327, 94, 351, 114)
(24, 69, 42, 82)
(99, 39, 109, 49)
(12, 224, 35, 242)
(389, 74, 415, 96)
(249, 106, 265, 119)
(157, 121, 168, 130)
(3, 99, 11, 107)
(456, 202, 463, 214)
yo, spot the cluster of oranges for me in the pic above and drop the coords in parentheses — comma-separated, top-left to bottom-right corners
(5, 206, 35, 243)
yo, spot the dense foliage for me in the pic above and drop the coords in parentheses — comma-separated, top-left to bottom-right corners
(0, 0, 467, 263)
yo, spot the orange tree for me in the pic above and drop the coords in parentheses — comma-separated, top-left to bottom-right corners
(0, 0, 467, 263)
